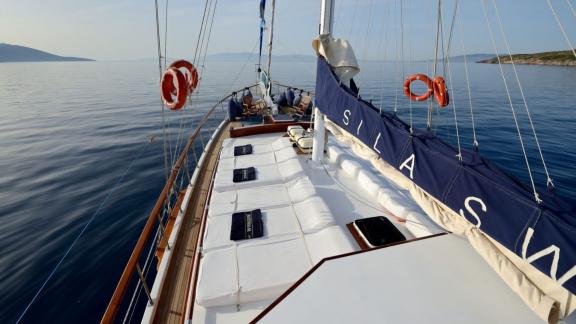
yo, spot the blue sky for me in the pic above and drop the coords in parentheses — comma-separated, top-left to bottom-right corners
(1, 0, 575, 60)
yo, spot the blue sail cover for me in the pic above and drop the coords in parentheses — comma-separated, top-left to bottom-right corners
(258, 0, 266, 68)
(315, 57, 576, 294)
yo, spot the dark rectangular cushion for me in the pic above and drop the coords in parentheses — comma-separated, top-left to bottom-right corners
(234, 144, 253, 156)
(230, 209, 264, 241)
(233, 167, 256, 183)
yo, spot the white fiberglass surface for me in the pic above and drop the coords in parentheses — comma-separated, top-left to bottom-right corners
(258, 235, 543, 324)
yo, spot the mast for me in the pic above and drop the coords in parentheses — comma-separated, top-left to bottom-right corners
(267, 0, 276, 81)
(311, 0, 334, 162)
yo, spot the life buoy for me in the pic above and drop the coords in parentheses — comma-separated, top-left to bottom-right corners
(432, 76, 449, 107)
(403, 74, 434, 102)
(169, 60, 199, 92)
(161, 67, 188, 110)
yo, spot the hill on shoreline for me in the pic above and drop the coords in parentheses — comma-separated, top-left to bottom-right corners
(0, 43, 94, 62)
(478, 50, 575, 66)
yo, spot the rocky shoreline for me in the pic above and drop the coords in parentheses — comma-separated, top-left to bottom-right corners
(477, 50, 576, 67)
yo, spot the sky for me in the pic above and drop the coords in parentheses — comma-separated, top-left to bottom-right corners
(1, 0, 575, 61)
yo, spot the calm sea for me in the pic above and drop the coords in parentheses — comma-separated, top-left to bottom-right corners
(1, 59, 575, 323)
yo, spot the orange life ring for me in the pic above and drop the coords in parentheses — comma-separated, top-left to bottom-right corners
(403, 74, 434, 102)
(169, 60, 199, 92)
(161, 67, 188, 110)
(432, 76, 449, 107)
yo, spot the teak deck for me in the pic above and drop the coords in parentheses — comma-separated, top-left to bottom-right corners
(152, 121, 237, 324)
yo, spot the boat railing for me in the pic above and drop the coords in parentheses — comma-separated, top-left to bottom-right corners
(101, 84, 258, 324)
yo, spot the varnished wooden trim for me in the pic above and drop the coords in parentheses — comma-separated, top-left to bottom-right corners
(250, 232, 448, 323)
(346, 223, 370, 250)
(229, 122, 311, 138)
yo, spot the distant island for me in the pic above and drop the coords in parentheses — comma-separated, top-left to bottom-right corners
(0, 43, 94, 62)
(478, 50, 575, 66)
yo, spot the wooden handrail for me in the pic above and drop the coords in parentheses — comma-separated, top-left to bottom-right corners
(100, 84, 257, 324)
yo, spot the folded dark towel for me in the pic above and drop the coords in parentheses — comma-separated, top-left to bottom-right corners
(233, 167, 256, 183)
(354, 216, 406, 247)
(230, 209, 264, 241)
(234, 144, 253, 156)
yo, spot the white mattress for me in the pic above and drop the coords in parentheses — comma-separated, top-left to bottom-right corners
(208, 179, 318, 218)
(202, 205, 302, 252)
(236, 236, 312, 304)
(196, 246, 238, 307)
(304, 226, 357, 264)
(220, 137, 293, 159)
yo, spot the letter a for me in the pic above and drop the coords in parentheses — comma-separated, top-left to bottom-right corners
(399, 154, 415, 179)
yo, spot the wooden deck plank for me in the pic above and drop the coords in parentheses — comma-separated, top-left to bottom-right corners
(152, 121, 237, 324)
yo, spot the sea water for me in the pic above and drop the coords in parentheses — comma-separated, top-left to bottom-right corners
(1, 59, 575, 323)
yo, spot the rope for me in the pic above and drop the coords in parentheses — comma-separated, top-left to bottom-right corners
(546, 0, 576, 59)
(429, 0, 442, 129)
(399, 0, 411, 132)
(164, 0, 169, 68)
(458, 14, 479, 148)
(480, 0, 541, 203)
(492, 0, 554, 189)
(155, 0, 171, 182)
(392, 0, 400, 114)
(193, 0, 211, 64)
(15, 142, 151, 324)
(567, 0, 576, 17)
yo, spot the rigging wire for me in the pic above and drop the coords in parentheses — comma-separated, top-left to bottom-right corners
(429, 0, 442, 129)
(393, 0, 400, 114)
(399, 0, 410, 132)
(193, 0, 211, 64)
(458, 11, 479, 148)
(480, 0, 541, 203)
(14, 142, 151, 324)
(164, 0, 169, 68)
(155, 0, 171, 182)
(567, 0, 576, 17)
(492, 0, 554, 190)
(444, 0, 462, 160)
(546, 0, 576, 59)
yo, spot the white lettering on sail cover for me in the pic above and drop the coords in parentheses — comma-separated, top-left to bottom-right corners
(522, 227, 576, 285)
(373, 133, 382, 154)
(399, 154, 415, 179)
(357, 120, 363, 135)
(343, 109, 351, 125)
(458, 196, 486, 228)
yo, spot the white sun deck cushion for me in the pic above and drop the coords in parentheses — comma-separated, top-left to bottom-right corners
(292, 196, 335, 233)
(213, 158, 306, 193)
(208, 181, 317, 218)
(202, 205, 302, 252)
(327, 144, 348, 165)
(304, 226, 357, 264)
(218, 152, 277, 170)
(196, 246, 238, 307)
(237, 236, 312, 304)
(220, 137, 293, 160)
(340, 158, 362, 178)
(274, 146, 298, 163)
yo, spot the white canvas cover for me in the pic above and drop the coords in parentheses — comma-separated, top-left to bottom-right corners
(312, 34, 360, 87)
